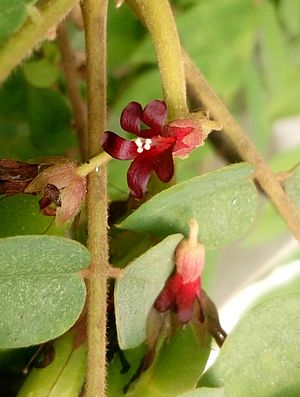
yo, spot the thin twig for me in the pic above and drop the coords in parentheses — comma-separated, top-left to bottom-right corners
(57, 23, 88, 161)
(0, 0, 80, 85)
(81, 0, 108, 395)
(184, 51, 300, 242)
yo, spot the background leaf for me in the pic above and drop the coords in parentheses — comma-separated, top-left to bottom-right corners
(200, 294, 300, 397)
(179, 387, 225, 397)
(0, 236, 89, 348)
(285, 164, 300, 212)
(115, 234, 183, 349)
(121, 163, 258, 249)
(17, 330, 86, 397)
(0, 194, 65, 237)
(0, 0, 38, 46)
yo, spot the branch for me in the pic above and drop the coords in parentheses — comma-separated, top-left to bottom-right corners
(126, 0, 187, 119)
(0, 0, 80, 85)
(184, 51, 300, 242)
(57, 23, 88, 161)
(81, 0, 108, 395)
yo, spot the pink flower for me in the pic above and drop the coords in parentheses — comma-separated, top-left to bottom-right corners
(101, 100, 203, 198)
(154, 219, 205, 323)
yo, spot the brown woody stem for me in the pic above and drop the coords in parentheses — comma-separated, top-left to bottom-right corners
(81, 0, 108, 395)
(57, 23, 88, 161)
(184, 52, 300, 242)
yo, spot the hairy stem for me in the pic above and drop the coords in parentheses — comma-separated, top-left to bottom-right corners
(184, 52, 300, 242)
(127, 0, 187, 119)
(81, 0, 108, 395)
(57, 24, 88, 161)
(0, 0, 80, 85)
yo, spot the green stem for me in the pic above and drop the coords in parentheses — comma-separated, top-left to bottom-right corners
(81, 0, 108, 395)
(76, 152, 111, 178)
(127, 0, 187, 120)
(184, 51, 300, 242)
(0, 0, 80, 85)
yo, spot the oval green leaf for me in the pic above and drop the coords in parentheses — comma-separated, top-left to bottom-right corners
(115, 234, 183, 350)
(200, 294, 300, 397)
(126, 325, 211, 397)
(0, 236, 89, 348)
(121, 164, 257, 248)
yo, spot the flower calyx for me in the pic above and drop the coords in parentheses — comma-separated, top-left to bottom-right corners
(25, 158, 87, 225)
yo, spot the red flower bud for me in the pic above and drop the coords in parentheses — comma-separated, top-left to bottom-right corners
(154, 219, 205, 323)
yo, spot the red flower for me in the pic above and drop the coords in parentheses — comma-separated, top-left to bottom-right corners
(101, 100, 203, 198)
(154, 219, 205, 323)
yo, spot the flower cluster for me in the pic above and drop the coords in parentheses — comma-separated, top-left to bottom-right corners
(101, 100, 205, 198)
(154, 219, 205, 323)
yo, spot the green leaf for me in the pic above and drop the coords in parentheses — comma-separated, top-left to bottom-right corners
(113, 69, 162, 118)
(258, 1, 289, 95)
(279, 0, 300, 37)
(179, 387, 225, 397)
(243, 62, 271, 153)
(126, 325, 211, 397)
(0, 194, 64, 237)
(27, 88, 76, 156)
(107, 1, 143, 70)
(269, 145, 300, 173)
(0, 0, 38, 46)
(285, 164, 300, 212)
(0, 236, 89, 348)
(115, 234, 183, 349)
(23, 59, 59, 88)
(17, 330, 86, 397)
(200, 294, 300, 397)
(108, 345, 146, 397)
(121, 164, 257, 249)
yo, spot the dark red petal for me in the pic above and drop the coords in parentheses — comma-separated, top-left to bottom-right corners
(153, 145, 174, 183)
(142, 100, 167, 133)
(127, 152, 154, 198)
(126, 136, 176, 198)
(176, 278, 201, 323)
(101, 132, 138, 160)
(120, 102, 143, 134)
(154, 273, 183, 313)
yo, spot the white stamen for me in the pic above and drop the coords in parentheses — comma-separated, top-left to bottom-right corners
(144, 138, 152, 150)
(135, 137, 152, 153)
(135, 137, 143, 147)
(95, 165, 99, 172)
